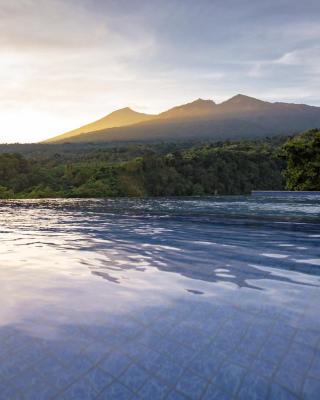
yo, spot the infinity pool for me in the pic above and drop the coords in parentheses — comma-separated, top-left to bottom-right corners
(0, 196, 319, 399)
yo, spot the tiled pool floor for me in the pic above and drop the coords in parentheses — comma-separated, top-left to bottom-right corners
(0, 198, 319, 399)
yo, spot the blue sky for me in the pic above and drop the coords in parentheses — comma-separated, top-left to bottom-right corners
(1, 0, 319, 142)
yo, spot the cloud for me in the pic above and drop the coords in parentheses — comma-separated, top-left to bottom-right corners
(0, 0, 319, 142)
(0, 0, 151, 51)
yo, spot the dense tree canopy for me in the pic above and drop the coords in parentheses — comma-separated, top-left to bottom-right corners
(0, 137, 287, 198)
(280, 129, 320, 191)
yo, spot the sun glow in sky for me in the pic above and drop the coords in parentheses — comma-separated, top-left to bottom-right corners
(1, 0, 320, 143)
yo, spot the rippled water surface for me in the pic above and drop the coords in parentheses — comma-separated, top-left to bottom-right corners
(0, 196, 320, 400)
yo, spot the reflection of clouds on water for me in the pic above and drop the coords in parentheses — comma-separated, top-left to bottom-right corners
(295, 259, 320, 266)
(1, 198, 319, 291)
(71, 216, 319, 291)
(261, 253, 289, 259)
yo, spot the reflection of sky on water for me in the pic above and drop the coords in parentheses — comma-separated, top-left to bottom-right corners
(0, 196, 319, 399)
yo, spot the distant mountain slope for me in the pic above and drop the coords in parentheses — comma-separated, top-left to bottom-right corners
(45, 107, 154, 143)
(45, 95, 320, 143)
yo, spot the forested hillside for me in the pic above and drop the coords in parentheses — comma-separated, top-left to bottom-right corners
(0, 136, 287, 198)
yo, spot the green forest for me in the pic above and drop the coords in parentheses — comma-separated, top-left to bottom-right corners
(0, 130, 319, 198)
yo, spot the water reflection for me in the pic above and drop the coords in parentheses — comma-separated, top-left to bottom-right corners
(0, 197, 319, 399)
(74, 216, 320, 290)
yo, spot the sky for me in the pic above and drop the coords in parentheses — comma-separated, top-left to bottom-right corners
(1, 0, 320, 143)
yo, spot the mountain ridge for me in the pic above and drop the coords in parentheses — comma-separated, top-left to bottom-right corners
(45, 107, 155, 143)
(44, 94, 320, 143)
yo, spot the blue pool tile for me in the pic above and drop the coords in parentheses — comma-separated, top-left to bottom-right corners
(179, 316, 212, 332)
(0, 357, 28, 381)
(137, 377, 170, 399)
(169, 325, 204, 348)
(249, 358, 277, 379)
(275, 343, 315, 394)
(33, 356, 62, 376)
(230, 348, 253, 368)
(156, 336, 180, 356)
(155, 355, 184, 386)
(85, 367, 114, 393)
(275, 343, 315, 393)
(210, 305, 232, 320)
(16, 344, 44, 366)
(9, 367, 40, 392)
(258, 335, 290, 365)
(272, 321, 296, 340)
(101, 333, 128, 349)
(275, 367, 304, 395)
(237, 371, 269, 400)
(2, 334, 25, 354)
(224, 317, 251, 338)
(45, 367, 77, 391)
(166, 390, 189, 400)
(239, 326, 269, 355)
(170, 344, 195, 367)
(211, 361, 246, 396)
(0, 383, 24, 400)
(83, 341, 110, 364)
(99, 352, 131, 377)
(202, 384, 232, 400)
(69, 355, 93, 376)
(62, 378, 97, 399)
(23, 380, 59, 400)
(116, 319, 144, 340)
(137, 330, 163, 348)
(121, 341, 146, 359)
(279, 310, 304, 326)
(309, 350, 320, 378)
(294, 328, 320, 349)
(175, 369, 207, 399)
(49, 341, 83, 366)
(119, 363, 149, 392)
(165, 306, 190, 322)
(189, 333, 212, 351)
(135, 348, 161, 373)
(151, 316, 176, 335)
(303, 377, 320, 400)
(259, 306, 281, 319)
(61, 325, 86, 338)
(269, 383, 299, 400)
(84, 325, 114, 342)
(135, 307, 165, 326)
(189, 348, 225, 380)
(282, 341, 315, 373)
(213, 330, 242, 353)
(97, 381, 133, 400)
(200, 317, 224, 337)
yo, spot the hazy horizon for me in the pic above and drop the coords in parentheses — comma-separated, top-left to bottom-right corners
(1, 0, 320, 143)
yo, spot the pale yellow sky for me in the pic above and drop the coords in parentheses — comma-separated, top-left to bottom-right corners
(1, 0, 319, 143)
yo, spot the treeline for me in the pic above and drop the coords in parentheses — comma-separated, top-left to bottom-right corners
(0, 130, 318, 198)
(0, 135, 291, 198)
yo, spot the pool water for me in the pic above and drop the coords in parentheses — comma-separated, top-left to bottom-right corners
(0, 196, 319, 399)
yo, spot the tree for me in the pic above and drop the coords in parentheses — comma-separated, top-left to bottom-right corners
(280, 129, 320, 190)
(0, 185, 14, 199)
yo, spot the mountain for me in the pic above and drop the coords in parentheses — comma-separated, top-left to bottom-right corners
(45, 95, 320, 143)
(158, 98, 217, 119)
(44, 107, 154, 143)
